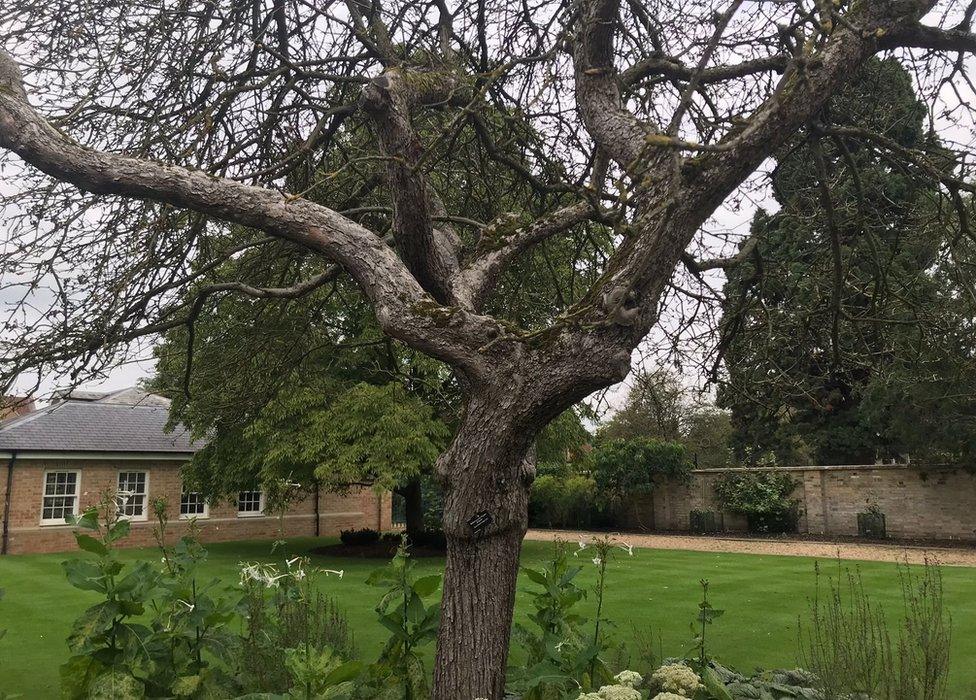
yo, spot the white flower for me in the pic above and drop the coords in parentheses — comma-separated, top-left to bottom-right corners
(596, 684, 641, 700)
(592, 556, 603, 567)
(650, 663, 703, 697)
(177, 599, 195, 612)
(651, 694, 690, 700)
(323, 568, 344, 578)
(577, 693, 602, 700)
(613, 670, 643, 688)
(617, 542, 634, 556)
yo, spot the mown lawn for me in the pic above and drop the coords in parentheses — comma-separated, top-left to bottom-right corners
(1, 537, 975, 698)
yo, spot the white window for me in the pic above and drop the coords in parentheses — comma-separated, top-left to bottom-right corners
(179, 490, 209, 519)
(116, 471, 149, 521)
(237, 490, 264, 517)
(41, 470, 80, 525)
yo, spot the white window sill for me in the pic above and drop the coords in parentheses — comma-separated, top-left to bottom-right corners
(116, 516, 148, 523)
(179, 513, 209, 520)
(39, 519, 75, 527)
(237, 511, 265, 518)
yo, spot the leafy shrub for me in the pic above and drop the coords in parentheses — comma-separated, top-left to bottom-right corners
(511, 537, 635, 698)
(590, 438, 691, 502)
(713, 471, 800, 533)
(59, 497, 239, 699)
(340, 528, 381, 546)
(529, 473, 601, 528)
(239, 559, 357, 694)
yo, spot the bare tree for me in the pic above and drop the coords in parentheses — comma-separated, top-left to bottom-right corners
(0, 1, 974, 697)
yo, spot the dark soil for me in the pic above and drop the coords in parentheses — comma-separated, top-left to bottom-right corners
(311, 541, 446, 559)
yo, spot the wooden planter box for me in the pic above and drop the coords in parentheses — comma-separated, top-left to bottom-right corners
(690, 510, 723, 534)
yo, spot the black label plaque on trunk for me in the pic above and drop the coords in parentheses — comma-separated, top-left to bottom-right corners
(468, 510, 492, 536)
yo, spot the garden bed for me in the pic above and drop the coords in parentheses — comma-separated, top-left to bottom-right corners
(311, 540, 446, 558)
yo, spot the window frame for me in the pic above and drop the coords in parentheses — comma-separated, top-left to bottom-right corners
(237, 490, 265, 518)
(115, 470, 150, 522)
(179, 489, 209, 520)
(39, 469, 81, 526)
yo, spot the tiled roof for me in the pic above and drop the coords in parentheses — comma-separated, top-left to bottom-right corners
(0, 388, 201, 453)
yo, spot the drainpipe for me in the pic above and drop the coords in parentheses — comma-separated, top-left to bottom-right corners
(1, 451, 17, 555)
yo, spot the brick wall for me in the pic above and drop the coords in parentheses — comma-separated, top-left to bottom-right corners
(0, 458, 391, 554)
(621, 464, 976, 542)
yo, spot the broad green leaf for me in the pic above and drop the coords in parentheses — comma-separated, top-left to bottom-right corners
(105, 519, 131, 543)
(62, 559, 108, 593)
(73, 534, 108, 557)
(322, 659, 363, 686)
(411, 574, 441, 598)
(88, 670, 145, 700)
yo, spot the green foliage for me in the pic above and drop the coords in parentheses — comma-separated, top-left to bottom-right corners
(310, 383, 451, 492)
(590, 438, 691, 501)
(713, 471, 800, 533)
(352, 539, 441, 699)
(528, 473, 601, 529)
(510, 539, 628, 698)
(238, 556, 356, 695)
(340, 528, 381, 546)
(510, 542, 594, 698)
(59, 505, 161, 699)
(689, 579, 724, 668)
(719, 58, 976, 466)
(59, 499, 241, 699)
(799, 560, 951, 700)
(147, 500, 239, 696)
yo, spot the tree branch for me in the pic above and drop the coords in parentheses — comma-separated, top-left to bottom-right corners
(620, 54, 790, 88)
(0, 51, 498, 375)
(573, 0, 652, 175)
(879, 25, 976, 53)
(455, 201, 597, 309)
(360, 68, 465, 303)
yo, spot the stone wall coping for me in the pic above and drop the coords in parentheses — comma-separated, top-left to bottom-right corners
(690, 463, 926, 474)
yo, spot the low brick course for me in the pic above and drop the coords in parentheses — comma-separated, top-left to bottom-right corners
(1, 458, 392, 554)
(622, 464, 976, 542)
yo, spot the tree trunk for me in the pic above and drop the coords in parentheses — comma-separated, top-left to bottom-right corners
(401, 476, 426, 539)
(431, 393, 535, 700)
(434, 527, 525, 699)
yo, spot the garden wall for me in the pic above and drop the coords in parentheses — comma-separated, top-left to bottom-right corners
(622, 463, 976, 542)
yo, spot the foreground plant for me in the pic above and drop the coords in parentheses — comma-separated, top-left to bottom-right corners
(353, 538, 441, 699)
(239, 553, 354, 695)
(59, 502, 161, 698)
(799, 559, 951, 700)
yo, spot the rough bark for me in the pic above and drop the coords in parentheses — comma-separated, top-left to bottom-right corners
(431, 391, 535, 700)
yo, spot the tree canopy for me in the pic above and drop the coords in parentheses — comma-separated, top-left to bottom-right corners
(0, 1, 973, 695)
(718, 58, 976, 466)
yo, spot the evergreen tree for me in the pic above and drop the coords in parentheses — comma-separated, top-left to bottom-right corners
(719, 58, 976, 466)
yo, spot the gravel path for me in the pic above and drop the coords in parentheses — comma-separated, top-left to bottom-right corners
(525, 529, 976, 567)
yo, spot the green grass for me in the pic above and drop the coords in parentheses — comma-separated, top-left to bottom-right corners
(1, 537, 975, 698)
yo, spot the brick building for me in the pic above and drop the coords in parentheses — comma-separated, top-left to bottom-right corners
(0, 388, 390, 555)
